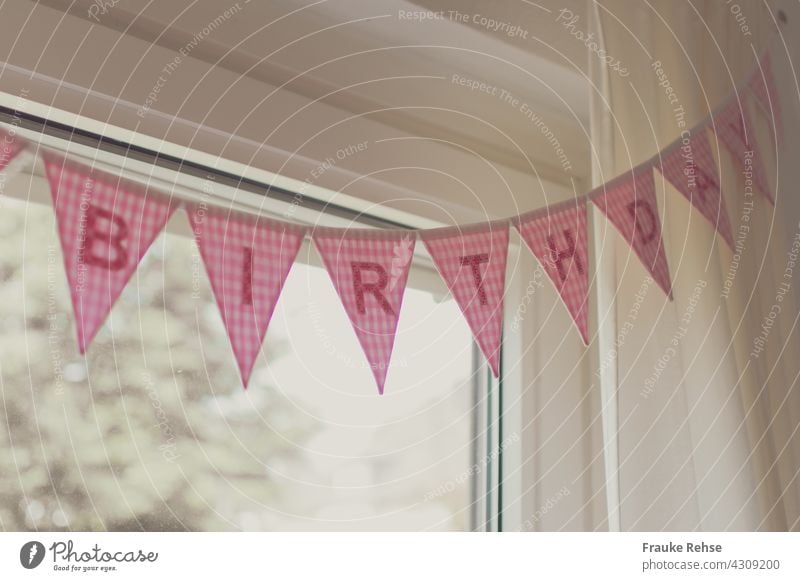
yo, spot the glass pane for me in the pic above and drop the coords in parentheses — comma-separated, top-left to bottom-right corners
(0, 197, 475, 531)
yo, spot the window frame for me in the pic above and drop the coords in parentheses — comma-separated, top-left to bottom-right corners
(0, 107, 504, 532)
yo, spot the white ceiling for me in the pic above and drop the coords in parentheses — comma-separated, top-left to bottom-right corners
(35, 0, 591, 185)
(1, 0, 593, 223)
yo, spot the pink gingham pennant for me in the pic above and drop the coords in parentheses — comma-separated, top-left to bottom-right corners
(713, 98, 773, 203)
(514, 199, 589, 345)
(0, 127, 26, 171)
(43, 152, 176, 353)
(189, 206, 305, 386)
(422, 223, 508, 376)
(658, 130, 734, 250)
(592, 166, 673, 298)
(748, 52, 782, 143)
(313, 227, 415, 394)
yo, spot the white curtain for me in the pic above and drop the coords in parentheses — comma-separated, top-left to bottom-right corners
(509, 0, 800, 531)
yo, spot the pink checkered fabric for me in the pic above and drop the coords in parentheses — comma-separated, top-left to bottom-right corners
(514, 199, 589, 345)
(658, 130, 734, 249)
(43, 152, 176, 353)
(748, 52, 782, 143)
(189, 206, 305, 386)
(313, 227, 415, 394)
(422, 223, 508, 376)
(591, 166, 673, 298)
(0, 127, 26, 171)
(713, 98, 773, 204)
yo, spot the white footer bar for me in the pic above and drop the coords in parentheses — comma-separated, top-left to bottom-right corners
(1, 532, 798, 580)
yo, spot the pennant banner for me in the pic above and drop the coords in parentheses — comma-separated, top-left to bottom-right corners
(26, 50, 783, 389)
(43, 153, 176, 352)
(713, 98, 772, 203)
(748, 53, 782, 142)
(422, 223, 509, 376)
(592, 167, 673, 298)
(514, 199, 589, 345)
(313, 228, 415, 394)
(189, 206, 305, 386)
(658, 130, 734, 249)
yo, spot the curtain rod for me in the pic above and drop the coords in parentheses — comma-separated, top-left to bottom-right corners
(0, 105, 413, 231)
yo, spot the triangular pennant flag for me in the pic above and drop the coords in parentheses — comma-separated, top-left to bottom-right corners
(313, 228, 415, 394)
(422, 223, 508, 376)
(43, 153, 176, 353)
(0, 128, 26, 171)
(514, 199, 589, 344)
(658, 130, 735, 249)
(748, 52, 782, 142)
(713, 98, 773, 203)
(189, 206, 305, 386)
(592, 167, 673, 298)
